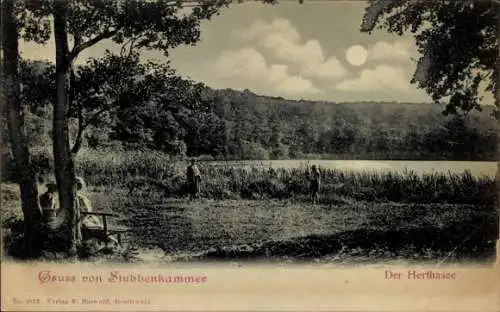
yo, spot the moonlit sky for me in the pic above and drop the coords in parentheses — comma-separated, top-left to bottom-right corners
(18, 1, 494, 104)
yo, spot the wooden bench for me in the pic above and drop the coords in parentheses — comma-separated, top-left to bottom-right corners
(80, 211, 129, 246)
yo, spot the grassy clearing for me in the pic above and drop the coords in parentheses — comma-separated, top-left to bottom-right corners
(2, 148, 498, 263)
(2, 181, 497, 263)
(85, 187, 498, 263)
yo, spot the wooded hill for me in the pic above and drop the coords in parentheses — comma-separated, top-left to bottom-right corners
(25, 79, 498, 161)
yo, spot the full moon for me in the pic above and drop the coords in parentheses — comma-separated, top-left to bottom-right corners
(345, 45, 368, 66)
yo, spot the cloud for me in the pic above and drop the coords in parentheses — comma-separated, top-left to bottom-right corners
(276, 76, 322, 96)
(367, 40, 415, 62)
(303, 57, 347, 80)
(239, 18, 300, 44)
(212, 48, 322, 96)
(214, 48, 271, 80)
(335, 64, 413, 92)
(233, 18, 348, 81)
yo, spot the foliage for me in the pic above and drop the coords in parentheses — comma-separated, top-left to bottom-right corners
(17, 0, 498, 162)
(21, 86, 498, 161)
(16, 0, 233, 52)
(8, 0, 248, 257)
(361, 0, 498, 118)
(7, 0, 282, 258)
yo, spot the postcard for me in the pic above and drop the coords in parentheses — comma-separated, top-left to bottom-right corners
(1, 0, 499, 311)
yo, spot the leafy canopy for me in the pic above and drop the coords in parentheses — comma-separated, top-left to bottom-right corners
(15, 0, 279, 58)
(361, 0, 498, 118)
(15, 0, 240, 59)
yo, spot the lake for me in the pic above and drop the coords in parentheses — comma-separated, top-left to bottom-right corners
(208, 160, 498, 177)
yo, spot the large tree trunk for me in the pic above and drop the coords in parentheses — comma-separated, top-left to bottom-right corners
(2, 0, 43, 257)
(53, 0, 80, 256)
(495, 0, 500, 265)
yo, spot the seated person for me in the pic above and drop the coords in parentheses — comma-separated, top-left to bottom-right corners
(39, 183, 59, 222)
(76, 177, 101, 228)
(76, 177, 118, 246)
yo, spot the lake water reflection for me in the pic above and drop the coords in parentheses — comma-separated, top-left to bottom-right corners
(208, 160, 498, 178)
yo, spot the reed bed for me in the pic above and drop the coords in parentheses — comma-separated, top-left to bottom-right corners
(65, 149, 497, 206)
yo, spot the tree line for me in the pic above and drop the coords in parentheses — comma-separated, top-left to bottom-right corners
(23, 59, 498, 161)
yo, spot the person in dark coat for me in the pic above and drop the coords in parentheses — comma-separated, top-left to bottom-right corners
(308, 165, 321, 204)
(186, 159, 201, 200)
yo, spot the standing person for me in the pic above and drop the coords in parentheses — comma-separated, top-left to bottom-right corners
(186, 159, 202, 200)
(308, 165, 321, 204)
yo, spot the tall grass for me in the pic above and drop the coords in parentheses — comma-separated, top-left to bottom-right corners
(69, 149, 495, 206)
(19, 148, 497, 206)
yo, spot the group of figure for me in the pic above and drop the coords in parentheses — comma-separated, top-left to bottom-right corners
(38, 160, 320, 229)
(186, 159, 322, 204)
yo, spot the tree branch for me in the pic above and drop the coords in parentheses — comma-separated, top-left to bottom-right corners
(360, 0, 400, 32)
(71, 105, 85, 155)
(86, 107, 111, 126)
(69, 28, 121, 60)
(120, 36, 139, 58)
(70, 103, 118, 155)
(69, 63, 77, 109)
(72, 34, 82, 55)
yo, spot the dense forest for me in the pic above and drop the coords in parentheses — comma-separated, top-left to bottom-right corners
(26, 88, 498, 161)
(18, 60, 499, 161)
